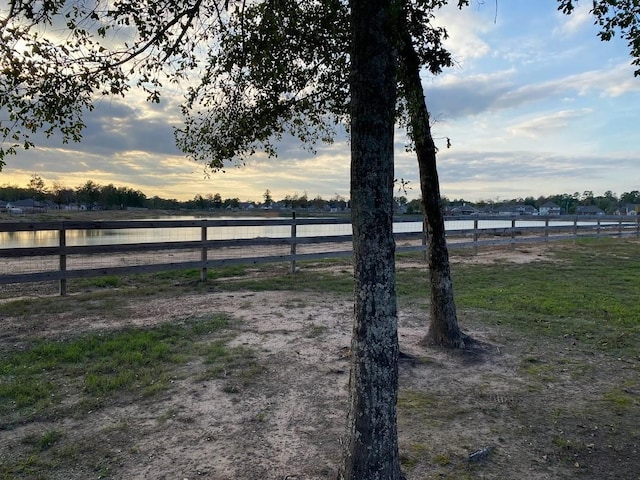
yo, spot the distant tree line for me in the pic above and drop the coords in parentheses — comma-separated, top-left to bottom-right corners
(403, 190, 640, 215)
(2, 176, 639, 214)
(0, 176, 352, 212)
(0, 176, 148, 210)
(189, 190, 350, 212)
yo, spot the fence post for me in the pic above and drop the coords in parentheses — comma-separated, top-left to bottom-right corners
(511, 219, 516, 249)
(618, 217, 623, 237)
(290, 212, 297, 273)
(200, 222, 208, 282)
(422, 216, 427, 261)
(544, 218, 549, 243)
(637, 215, 639, 238)
(59, 226, 67, 296)
(597, 218, 601, 239)
(573, 217, 578, 241)
(473, 218, 479, 255)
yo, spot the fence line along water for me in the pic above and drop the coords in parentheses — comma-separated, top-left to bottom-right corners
(1, 214, 638, 296)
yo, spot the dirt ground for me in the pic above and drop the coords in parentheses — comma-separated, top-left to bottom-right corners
(2, 246, 639, 479)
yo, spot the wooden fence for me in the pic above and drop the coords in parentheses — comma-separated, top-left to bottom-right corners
(1, 215, 638, 295)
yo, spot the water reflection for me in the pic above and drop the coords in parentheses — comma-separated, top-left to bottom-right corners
(0, 216, 326, 249)
(0, 216, 615, 250)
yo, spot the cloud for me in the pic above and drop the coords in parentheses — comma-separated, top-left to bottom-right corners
(423, 71, 513, 118)
(5, 134, 639, 204)
(423, 60, 640, 123)
(79, 98, 184, 156)
(19, 95, 186, 159)
(508, 109, 593, 138)
(553, 2, 593, 37)
(432, 2, 495, 67)
(432, 148, 640, 200)
(500, 63, 640, 104)
(601, 69, 640, 97)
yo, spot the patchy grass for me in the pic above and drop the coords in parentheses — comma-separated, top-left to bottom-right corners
(214, 266, 355, 295)
(447, 239, 640, 356)
(398, 389, 471, 428)
(0, 311, 270, 478)
(307, 323, 329, 338)
(21, 430, 64, 452)
(199, 343, 266, 392)
(0, 314, 246, 428)
(83, 275, 120, 288)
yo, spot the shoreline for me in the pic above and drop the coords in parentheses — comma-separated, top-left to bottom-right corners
(0, 208, 351, 223)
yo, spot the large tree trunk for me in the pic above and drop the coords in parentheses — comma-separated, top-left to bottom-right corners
(398, 27, 467, 349)
(339, 0, 404, 479)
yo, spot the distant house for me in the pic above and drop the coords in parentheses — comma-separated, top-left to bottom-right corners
(394, 202, 408, 214)
(449, 204, 478, 216)
(7, 199, 47, 213)
(496, 204, 538, 216)
(539, 202, 561, 216)
(576, 205, 604, 215)
(475, 205, 495, 216)
(618, 204, 640, 216)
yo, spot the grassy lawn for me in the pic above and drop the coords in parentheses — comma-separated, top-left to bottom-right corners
(453, 239, 640, 356)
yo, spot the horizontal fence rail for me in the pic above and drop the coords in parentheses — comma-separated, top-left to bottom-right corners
(1, 214, 638, 295)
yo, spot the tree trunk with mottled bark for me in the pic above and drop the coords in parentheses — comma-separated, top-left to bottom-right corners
(338, 0, 405, 479)
(398, 26, 468, 349)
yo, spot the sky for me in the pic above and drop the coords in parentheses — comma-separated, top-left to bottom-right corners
(1, 0, 639, 203)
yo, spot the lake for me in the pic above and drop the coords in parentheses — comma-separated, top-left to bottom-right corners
(0, 216, 620, 249)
